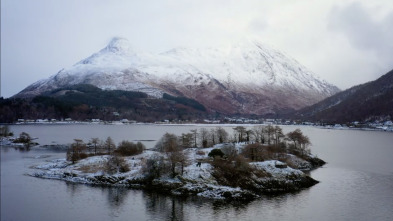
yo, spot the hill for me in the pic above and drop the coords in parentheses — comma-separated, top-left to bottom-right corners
(0, 84, 207, 123)
(294, 69, 393, 123)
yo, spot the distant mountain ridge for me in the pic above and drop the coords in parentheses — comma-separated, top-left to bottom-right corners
(15, 37, 340, 115)
(295, 69, 393, 123)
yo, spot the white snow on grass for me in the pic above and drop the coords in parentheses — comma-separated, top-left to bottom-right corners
(183, 161, 214, 182)
(250, 160, 304, 179)
(285, 154, 312, 170)
(32, 148, 306, 183)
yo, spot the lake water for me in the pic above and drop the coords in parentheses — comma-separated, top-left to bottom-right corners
(1, 124, 393, 221)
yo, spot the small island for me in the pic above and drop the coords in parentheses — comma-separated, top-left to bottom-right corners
(31, 126, 325, 201)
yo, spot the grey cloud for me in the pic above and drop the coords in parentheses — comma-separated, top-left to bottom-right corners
(328, 2, 393, 65)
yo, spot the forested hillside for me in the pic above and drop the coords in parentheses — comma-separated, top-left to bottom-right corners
(0, 84, 207, 123)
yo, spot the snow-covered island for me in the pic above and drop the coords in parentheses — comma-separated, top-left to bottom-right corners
(30, 126, 325, 201)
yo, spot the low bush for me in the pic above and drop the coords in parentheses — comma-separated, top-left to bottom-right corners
(105, 155, 130, 174)
(142, 154, 168, 180)
(208, 149, 224, 159)
(211, 155, 254, 188)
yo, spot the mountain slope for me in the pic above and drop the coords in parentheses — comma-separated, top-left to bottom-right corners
(295, 69, 393, 123)
(15, 37, 340, 115)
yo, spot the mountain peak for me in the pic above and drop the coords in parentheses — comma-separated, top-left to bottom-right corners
(103, 37, 133, 54)
(15, 37, 341, 115)
(230, 37, 267, 49)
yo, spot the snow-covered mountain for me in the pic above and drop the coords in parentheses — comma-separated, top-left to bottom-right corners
(16, 37, 340, 115)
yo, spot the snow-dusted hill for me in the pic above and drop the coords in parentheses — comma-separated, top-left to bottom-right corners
(16, 37, 340, 115)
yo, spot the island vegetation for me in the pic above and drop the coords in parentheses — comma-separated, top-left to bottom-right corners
(0, 126, 38, 148)
(32, 125, 325, 200)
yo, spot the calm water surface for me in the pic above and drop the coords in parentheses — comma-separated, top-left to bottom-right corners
(1, 124, 393, 221)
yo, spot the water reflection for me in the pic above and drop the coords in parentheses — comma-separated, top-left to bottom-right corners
(0, 145, 31, 152)
(65, 182, 81, 198)
(107, 187, 129, 209)
(58, 175, 308, 221)
(144, 192, 186, 221)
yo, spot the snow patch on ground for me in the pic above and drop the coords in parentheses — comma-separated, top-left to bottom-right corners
(251, 160, 304, 179)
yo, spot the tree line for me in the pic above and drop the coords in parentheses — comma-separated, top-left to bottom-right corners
(145, 125, 311, 179)
(65, 125, 312, 180)
(172, 125, 310, 150)
(66, 137, 145, 174)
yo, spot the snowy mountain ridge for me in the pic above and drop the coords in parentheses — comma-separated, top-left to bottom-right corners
(16, 37, 340, 115)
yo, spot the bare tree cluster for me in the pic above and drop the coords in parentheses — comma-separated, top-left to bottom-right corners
(67, 139, 88, 164)
(286, 128, 311, 156)
(154, 133, 189, 178)
(241, 127, 312, 162)
(105, 155, 130, 174)
(66, 136, 145, 168)
(115, 140, 144, 156)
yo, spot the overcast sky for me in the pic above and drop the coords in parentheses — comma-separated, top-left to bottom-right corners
(1, 0, 393, 98)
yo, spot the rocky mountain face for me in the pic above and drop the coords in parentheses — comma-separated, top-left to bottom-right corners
(16, 37, 340, 115)
(295, 69, 393, 123)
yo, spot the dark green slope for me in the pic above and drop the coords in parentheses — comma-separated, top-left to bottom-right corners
(0, 84, 207, 123)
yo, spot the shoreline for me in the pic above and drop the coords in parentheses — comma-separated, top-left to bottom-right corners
(3, 121, 392, 133)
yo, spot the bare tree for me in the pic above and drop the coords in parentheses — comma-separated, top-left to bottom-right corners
(273, 126, 284, 146)
(104, 136, 116, 154)
(286, 129, 311, 156)
(252, 125, 265, 144)
(155, 133, 178, 152)
(233, 126, 247, 142)
(190, 129, 198, 148)
(265, 125, 275, 145)
(215, 127, 228, 144)
(209, 128, 216, 146)
(67, 139, 87, 164)
(90, 137, 100, 155)
(167, 150, 189, 177)
(179, 133, 193, 148)
(155, 133, 189, 177)
(245, 129, 254, 143)
(242, 143, 265, 161)
(199, 128, 209, 148)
